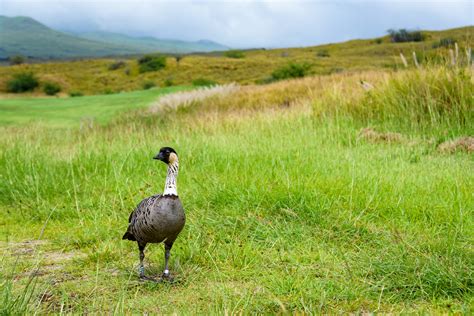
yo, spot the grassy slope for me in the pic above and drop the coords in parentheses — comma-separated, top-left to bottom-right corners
(0, 86, 188, 127)
(0, 26, 472, 95)
(0, 69, 472, 313)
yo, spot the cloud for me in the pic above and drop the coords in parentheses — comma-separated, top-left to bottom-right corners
(1, 0, 472, 48)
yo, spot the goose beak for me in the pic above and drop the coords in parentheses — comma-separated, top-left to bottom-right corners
(153, 152, 164, 160)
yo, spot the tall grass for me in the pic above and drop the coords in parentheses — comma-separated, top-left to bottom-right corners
(0, 67, 472, 313)
(315, 66, 473, 134)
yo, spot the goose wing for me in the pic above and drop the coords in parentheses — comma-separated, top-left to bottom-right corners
(122, 194, 162, 240)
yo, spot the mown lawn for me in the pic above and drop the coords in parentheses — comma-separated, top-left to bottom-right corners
(0, 68, 472, 314)
(0, 86, 188, 127)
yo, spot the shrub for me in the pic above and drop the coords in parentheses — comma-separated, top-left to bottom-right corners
(271, 62, 311, 81)
(142, 81, 156, 90)
(316, 50, 330, 57)
(192, 78, 217, 87)
(6, 72, 39, 93)
(374, 38, 383, 44)
(9, 55, 25, 65)
(387, 29, 425, 43)
(432, 37, 456, 49)
(138, 55, 166, 73)
(164, 77, 174, 87)
(69, 91, 84, 97)
(108, 61, 126, 70)
(43, 82, 61, 95)
(224, 50, 245, 59)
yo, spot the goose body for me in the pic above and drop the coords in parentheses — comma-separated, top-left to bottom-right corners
(124, 194, 185, 244)
(122, 147, 185, 281)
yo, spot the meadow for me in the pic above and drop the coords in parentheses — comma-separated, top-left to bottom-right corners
(1, 56, 473, 313)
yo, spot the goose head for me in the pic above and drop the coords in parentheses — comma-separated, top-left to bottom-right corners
(154, 147, 178, 164)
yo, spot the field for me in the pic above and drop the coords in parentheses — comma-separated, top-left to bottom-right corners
(0, 26, 472, 95)
(1, 55, 473, 313)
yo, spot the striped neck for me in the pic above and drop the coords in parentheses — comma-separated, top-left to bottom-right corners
(163, 159, 179, 196)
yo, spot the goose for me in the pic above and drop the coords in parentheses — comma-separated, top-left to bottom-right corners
(122, 147, 186, 281)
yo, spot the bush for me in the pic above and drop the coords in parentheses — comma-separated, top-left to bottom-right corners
(271, 62, 311, 81)
(138, 55, 166, 73)
(432, 37, 456, 49)
(388, 29, 425, 43)
(9, 55, 25, 65)
(6, 72, 39, 93)
(224, 50, 245, 59)
(192, 78, 217, 87)
(316, 50, 330, 57)
(164, 77, 174, 87)
(43, 82, 61, 95)
(108, 61, 126, 70)
(69, 91, 84, 97)
(142, 81, 156, 90)
(374, 38, 383, 44)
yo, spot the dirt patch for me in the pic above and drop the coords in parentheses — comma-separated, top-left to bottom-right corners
(358, 127, 403, 143)
(437, 136, 474, 153)
(1, 239, 85, 276)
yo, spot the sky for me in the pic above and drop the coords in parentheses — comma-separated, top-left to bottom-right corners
(1, 0, 473, 48)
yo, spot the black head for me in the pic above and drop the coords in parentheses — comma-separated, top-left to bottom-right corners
(153, 147, 178, 164)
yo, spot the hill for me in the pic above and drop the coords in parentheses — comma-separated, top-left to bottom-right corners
(0, 16, 228, 60)
(0, 25, 472, 95)
(75, 31, 228, 54)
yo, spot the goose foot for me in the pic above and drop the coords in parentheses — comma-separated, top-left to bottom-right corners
(161, 270, 174, 282)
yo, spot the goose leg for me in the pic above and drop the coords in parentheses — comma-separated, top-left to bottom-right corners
(162, 242, 173, 280)
(138, 243, 158, 282)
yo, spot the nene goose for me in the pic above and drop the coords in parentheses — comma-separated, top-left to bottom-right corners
(122, 147, 185, 281)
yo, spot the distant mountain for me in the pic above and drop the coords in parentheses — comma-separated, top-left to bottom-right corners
(75, 31, 229, 54)
(0, 16, 228, 60)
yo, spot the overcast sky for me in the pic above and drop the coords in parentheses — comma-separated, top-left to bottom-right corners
(1, 0, 472, 48)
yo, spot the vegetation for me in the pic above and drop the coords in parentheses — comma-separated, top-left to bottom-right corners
(387, 28, 425, 43)
(224, 50, 246, 59)
(43, 82, 62, 95)
(6, 72, 39, 93)
(8, 55, 26, 65)
(0, 26, 471, 95)
(138, 55, 167, 73)
(432, 37, 456, 48)
(0, 64, 472, 313)
(316, 50, 330, 57)
(108, 60, 126, 71)
(69, 91, 84, 97)
(271, 62, 311, 81)
(192, 78, 217, 87)
(142, 80, 156, 90)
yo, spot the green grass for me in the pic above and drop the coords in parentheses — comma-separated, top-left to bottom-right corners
(0, 86, 188, 127)
(0, 67, 473, 313)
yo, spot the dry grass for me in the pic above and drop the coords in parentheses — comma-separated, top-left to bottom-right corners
(0, 26, 471, 96)
(358, 127, 404, 143)
(149, 83, 240, 112)
(438, 136, 474, 153)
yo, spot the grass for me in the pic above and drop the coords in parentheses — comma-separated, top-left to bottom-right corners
(0, 26, 472, 95)
(0, 64, 472, 313)
(0, 86, 189, 127)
